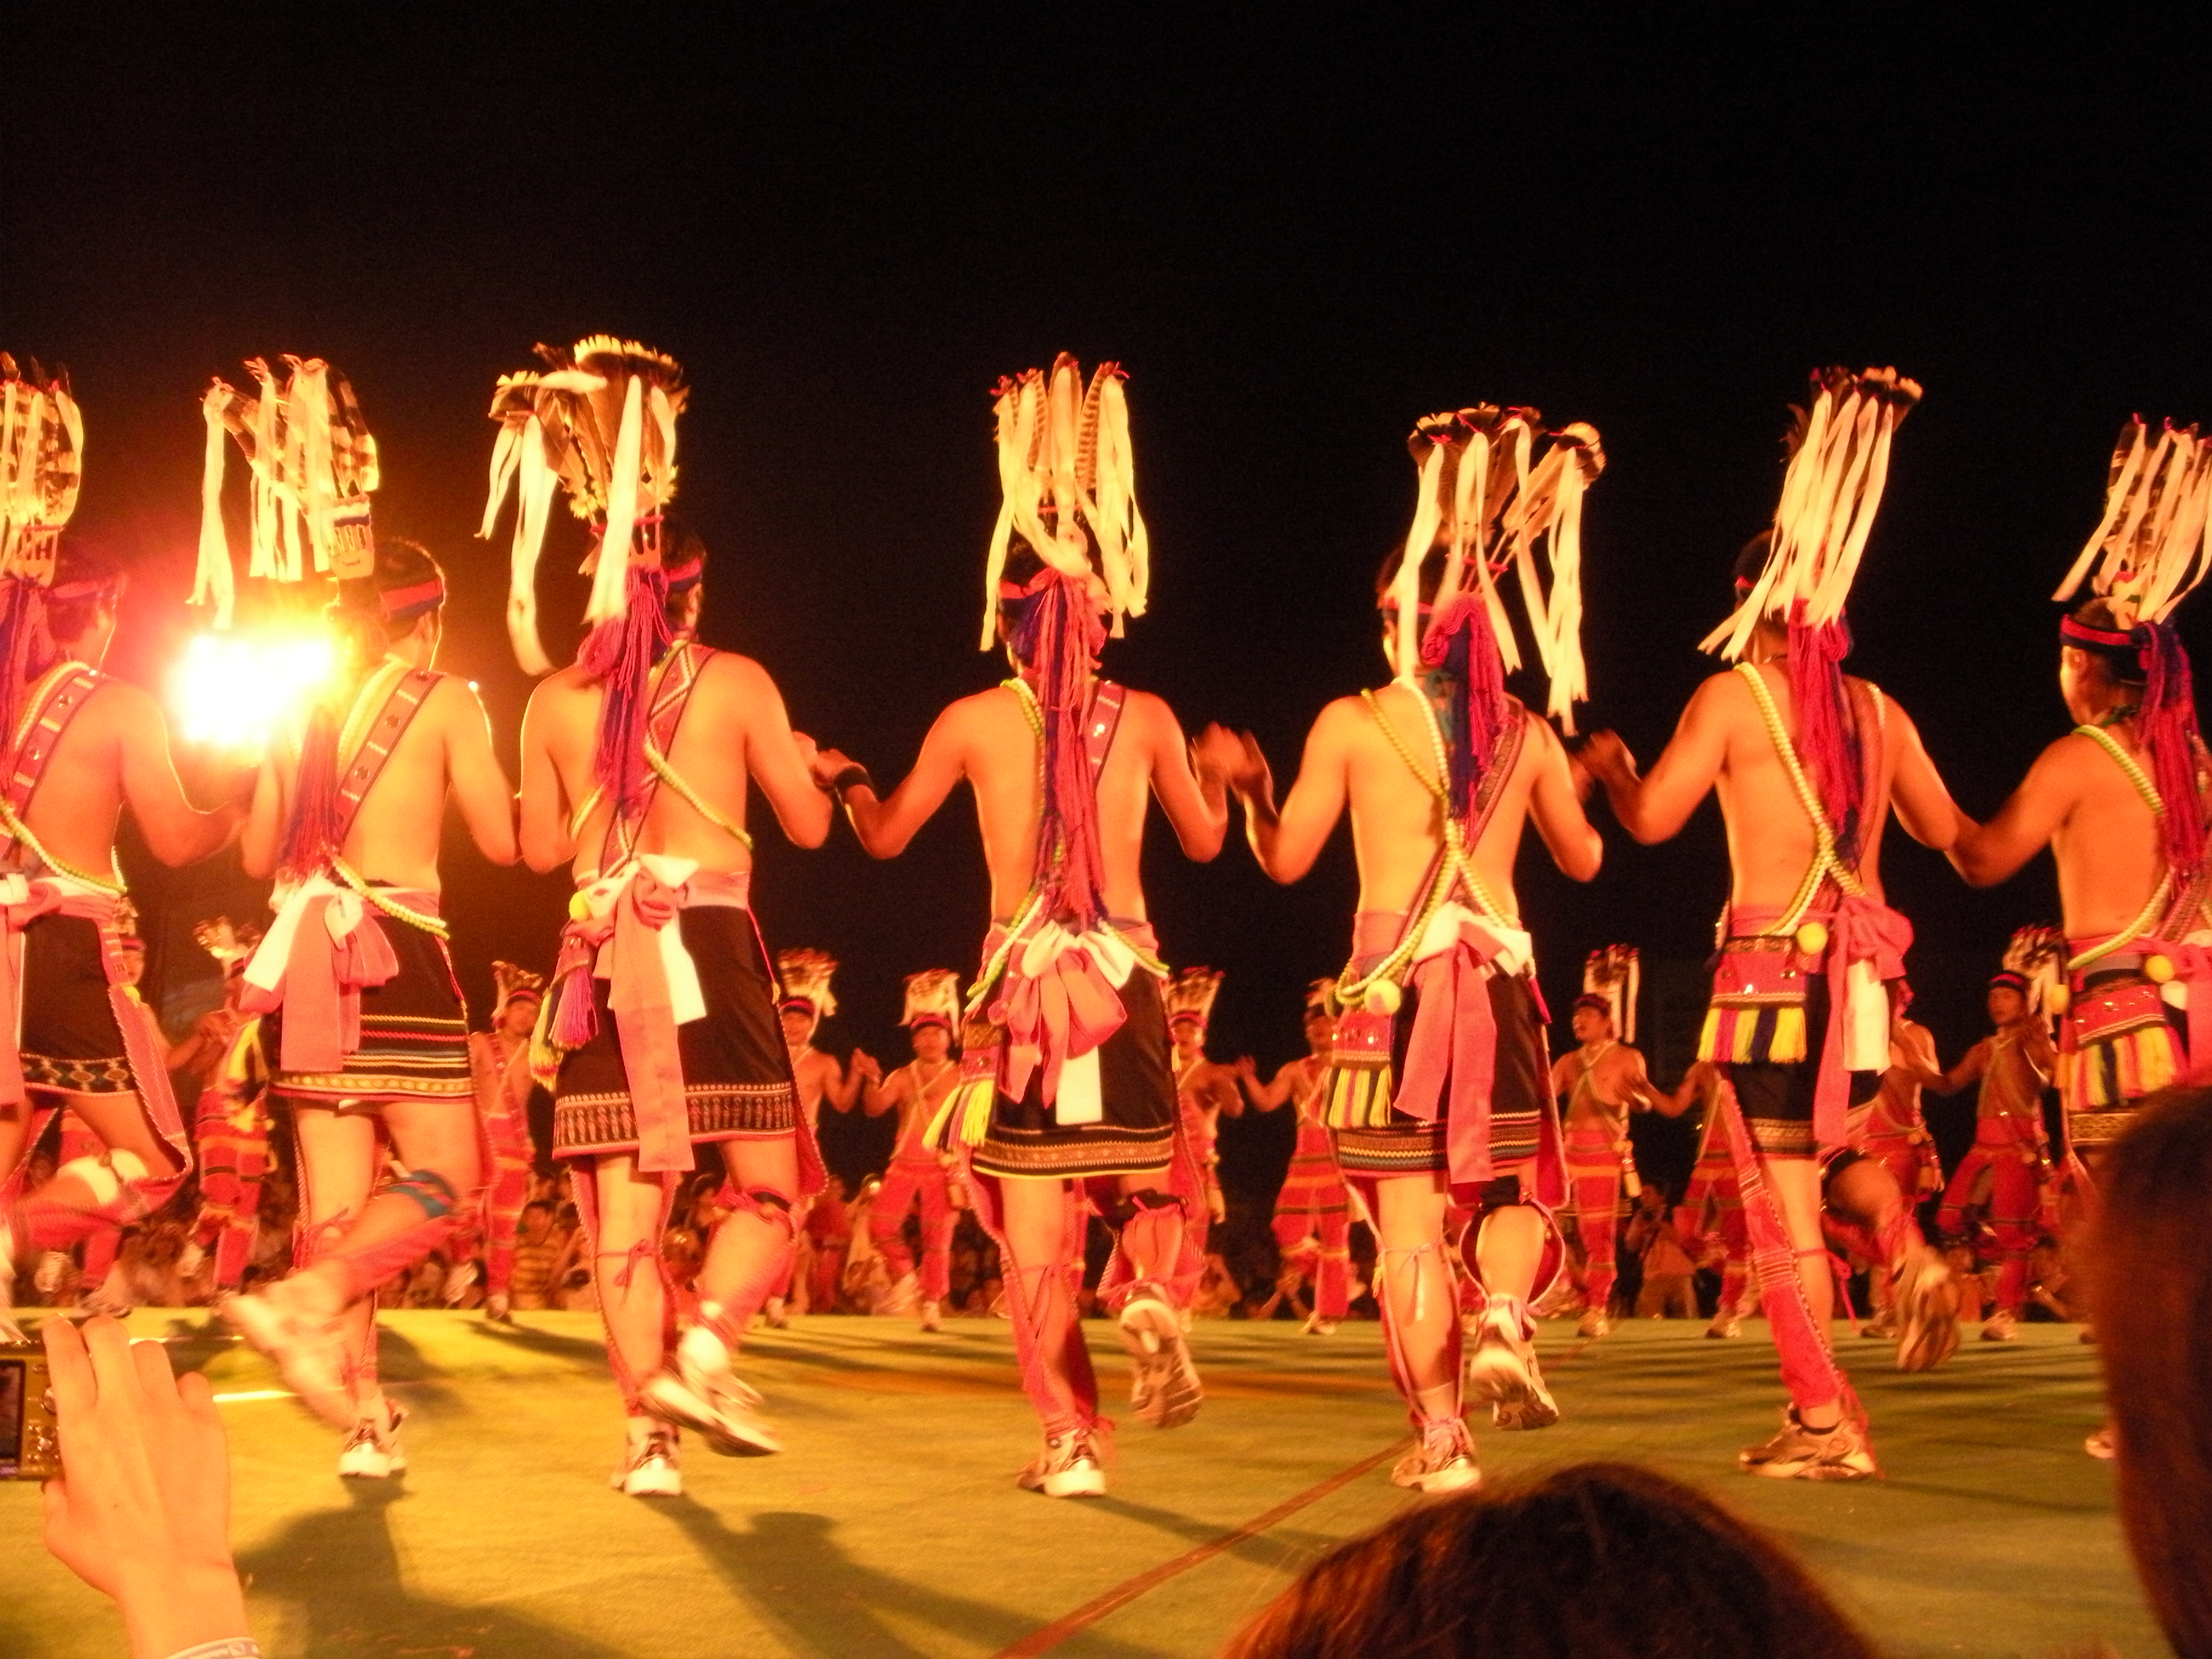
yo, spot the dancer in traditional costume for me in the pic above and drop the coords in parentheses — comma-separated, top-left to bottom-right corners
(183, 919, 273, 1296)
(860, 970, 968, 1330)
(1551, 947, 1661, 1338)
(1585, 367, 1963, 1481)
(1944, 417, 2211, 1454)
(471, 962, 545, 1323)
(811, 357, 1230, 1496)
(1927, 967, 2057, 1342)
(1165, 966, 1240, 1309)
(1949, 418, 2212, 1144)
(1238, 979, 1355, 1333)
(763, 950, 873, 1322)
(1671, 1061, 1755, 1338)
(502, 339, 833, 1496)
(1843, 1006, 1943, 1339)
(0, 357, 246, 1341)
(1203, 404, 1606, 1492)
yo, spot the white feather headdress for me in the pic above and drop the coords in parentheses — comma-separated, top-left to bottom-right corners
(196, 357, 380, 629)
(0, 355, 83, 588)
(776, 948, 839, 1019)
(2051, 417, 2212, 625)
(1701, 367, 1921, 660)
(900, 969, 962, 1030)
(1384, 406, 1603, 732)
(1581, 945, 1640, 1044)
(978, 355, 1148, 648)
(1164, 967, 1224, 1028)
(479, 337, 688, 674)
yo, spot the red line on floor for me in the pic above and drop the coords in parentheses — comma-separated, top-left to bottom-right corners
(992, 1439, 1409, 1657)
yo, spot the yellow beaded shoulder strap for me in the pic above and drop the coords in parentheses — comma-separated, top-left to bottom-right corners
(2068, 722, 2177, 971)
(1335, 686, 1519, 1008)
(1732, 663, 1868, 937)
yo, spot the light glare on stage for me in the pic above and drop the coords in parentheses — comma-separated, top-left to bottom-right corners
(169, 629, 335, 751)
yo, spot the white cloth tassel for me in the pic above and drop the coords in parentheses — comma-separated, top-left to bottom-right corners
(478, 420, 522, 541)
(589, 376, 644, 626)
(195, 388, 235, 628)
(2056, 422, 2147, 602)
(507, 417, 556, 675)
(1395, 443, 1446, 680)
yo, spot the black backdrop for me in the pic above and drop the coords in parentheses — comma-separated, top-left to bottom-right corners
(8, 15, 2207, 1194)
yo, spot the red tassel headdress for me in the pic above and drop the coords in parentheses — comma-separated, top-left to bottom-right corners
(982, 357, 1149, 929)
(1380, 406, 1604, 820)
(1703, 367, 1923, 862)
(2053, 417, 2212, 879)
(479, 338, 689, 823)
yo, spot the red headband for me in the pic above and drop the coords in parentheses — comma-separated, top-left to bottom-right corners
(379, 577, 446, 622)
(46, 576, 119, 604)
(2060, 615, 2137, 651)
(665, 556, 703, 592)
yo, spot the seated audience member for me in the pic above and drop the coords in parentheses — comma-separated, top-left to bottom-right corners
(2089, 1085, 2212, 1658)
(39, 1316, 256, 1657)
(1224, 1462, 1875, 1659)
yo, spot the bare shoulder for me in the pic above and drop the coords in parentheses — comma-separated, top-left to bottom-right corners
(942, 682, 1027, 732)
(695, 647, 777, 700)
(1521, 706, 1565, 759)
(526, 662, 597, 709)
(86, 676, 162, 732)
(423, 672, 489, 722)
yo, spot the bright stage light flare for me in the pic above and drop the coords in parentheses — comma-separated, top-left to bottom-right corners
(169, 629, 337, 752)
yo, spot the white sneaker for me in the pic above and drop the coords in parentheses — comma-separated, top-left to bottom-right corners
(1980, 1309, 2019, 1342)
(220, 1281, 355, 1427)
(611, 1420, 683, 1497)
(338, 1402, 407, 1479)
(1466, 1297, 1559, 1430)
(918, 1298, 943, 1333)
(761, 1296, 789, 1330)
(1118, 1287, 1202, 1428)
(1891, 1244, 1961, 1372)
(484, 1292, 514, 1326)
(1301, 1311, 1338, 1336)
(1704, 1310, 1742, 1339)
(638, 1325, 781, 1456)
(1576, 1305, 1612, 1339)
(1390, 1416, 1482, 1493)
(1739, 1406, 1879, 1481)
(1017, 1429, 1107, 1498)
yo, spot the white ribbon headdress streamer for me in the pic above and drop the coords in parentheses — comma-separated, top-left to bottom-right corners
(1385, 407, 1604, 731)
(899, 968, 963, 1029)
(978, 355, 1148, 648)
(0, 355, 84, 588)
(1701, 367, 1922, 660)
(1581, 945, 1640, 1044)
(2051, 417, 2212, 626)
(196, 356, 381, 627)
(478, 338, 686, 674)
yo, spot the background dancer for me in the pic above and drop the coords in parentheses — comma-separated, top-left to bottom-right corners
(860, 969, 967, 1330)
(1671, 1061, 1757, 1338)
(1238, 980, 1356, 1334)
(1165, 967, 1239, 1309)
(503, 340, 832, 1497)
(471, 962, 544, 1323)
(226, 531, 517, 1480)
(1551, 947, 1661, 1338)
(1205, 404, 1606, 1492)
(183, 919, 272, 1296)
(0, 360, 246, 1339)
(767, 949, 873, 1322)
(1927, 968, 2057, 1341)
(813, 357, 1230, 1497)
(1586, 367, 1963, 1482)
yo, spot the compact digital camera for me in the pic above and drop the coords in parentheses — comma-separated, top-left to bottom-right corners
(0, 1342, 60, 1480)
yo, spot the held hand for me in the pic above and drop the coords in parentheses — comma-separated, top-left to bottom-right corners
(41, 1316, 249, 1657)
(808, 746, 854, 791)
(1191, 723, 1247, 788)
(1232, 1054, 1259, 1083)
(852, 1050, 883, 1084)
(1577, 729, 1635, 786)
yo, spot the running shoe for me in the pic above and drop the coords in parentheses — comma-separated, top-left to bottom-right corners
(611, 1420, 683, 1498)
(640, 1326, 781, 1456)
(1980, 1309, 2019, 1342)
(1119, 1287, 1202, 1428)
(1740, 1407, 1879, 1481)
(1705, 1310, 1743, 1339)
(918, 1298, 943, 1333)
(483, 1293, 514, 1326)
(338, 1401, 407, 1480)
(761, 1295, 789, 1329)
(1301, 1311, 1338, 1336)
(1467, 1296, 1560, 1430)
(2085, 1424, 2116, 1460)
(220, 1281, 355, 1427)
(1390, 1416, 1482, 1494)
(1017, 1429, 1107, 1498)
(1889, 1244, 1961, 1372)
(1576, 1306, 1612, 1339)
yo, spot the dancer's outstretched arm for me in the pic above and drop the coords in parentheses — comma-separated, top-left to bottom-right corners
(812, 696, 979, 858)
(1195, 703, 1356, 884)
(1581, 674, 1732, 845)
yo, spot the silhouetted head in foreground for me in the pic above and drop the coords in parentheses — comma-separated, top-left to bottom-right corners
(2090, 1085, 2212, 1658)
(1223, 1461, 1875, 1659)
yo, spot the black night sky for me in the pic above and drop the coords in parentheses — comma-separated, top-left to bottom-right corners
(8, 16, 2207, 1188)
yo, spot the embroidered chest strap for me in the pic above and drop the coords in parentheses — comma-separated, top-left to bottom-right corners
(329, 662, 444, 853)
